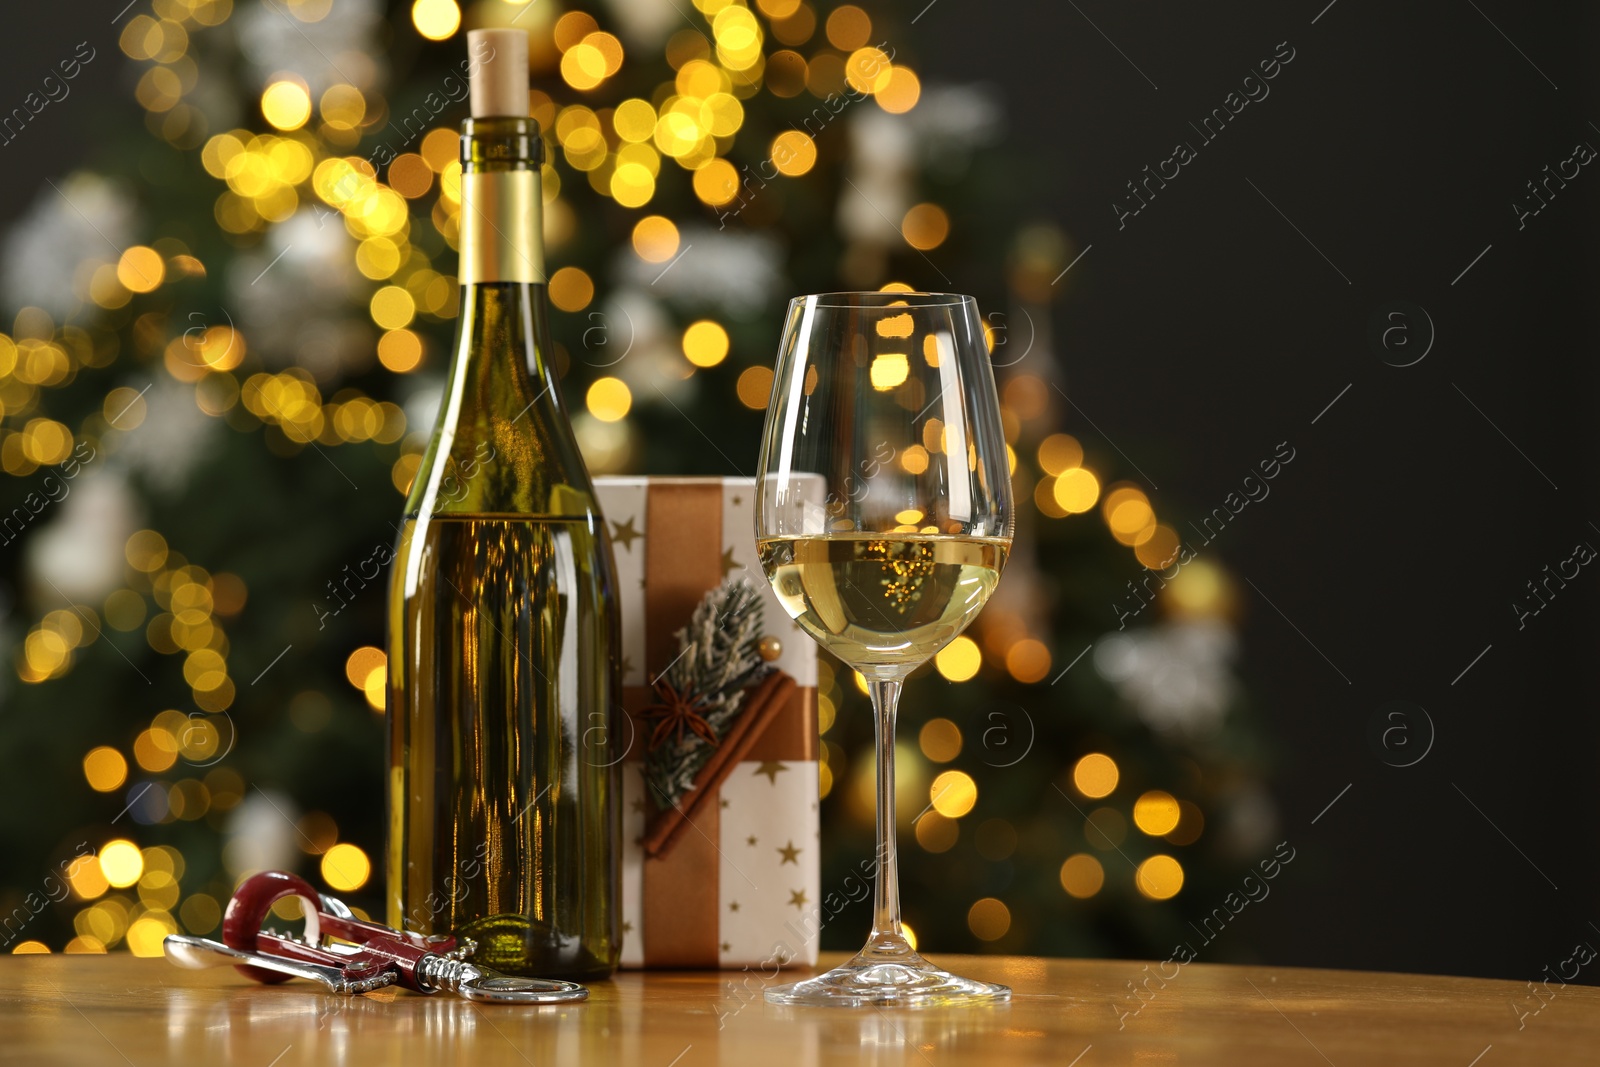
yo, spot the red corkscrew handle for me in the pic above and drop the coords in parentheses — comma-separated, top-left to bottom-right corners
(222, 870, 323, 984)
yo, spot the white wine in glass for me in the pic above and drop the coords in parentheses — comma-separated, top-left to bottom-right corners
(756, 292, 1014, 1007)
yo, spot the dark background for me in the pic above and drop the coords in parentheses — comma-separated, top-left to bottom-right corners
(3, 1, 1593, 984)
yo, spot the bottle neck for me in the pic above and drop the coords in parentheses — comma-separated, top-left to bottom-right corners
(404, 116, 597, 520)
(458, 117, 545, 287)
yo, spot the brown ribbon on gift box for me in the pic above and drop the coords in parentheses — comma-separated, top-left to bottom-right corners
(621, 480, 816, 968)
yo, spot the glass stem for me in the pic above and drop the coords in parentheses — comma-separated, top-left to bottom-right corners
(865, 676, 912, 957)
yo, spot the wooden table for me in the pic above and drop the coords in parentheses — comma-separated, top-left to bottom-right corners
(2, 952, 1595, 1065)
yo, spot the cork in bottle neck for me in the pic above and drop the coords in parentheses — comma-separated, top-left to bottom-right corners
(467, 28, 529, 119)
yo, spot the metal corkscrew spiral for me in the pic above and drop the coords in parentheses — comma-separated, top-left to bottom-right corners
(416, 955, 589, 1004)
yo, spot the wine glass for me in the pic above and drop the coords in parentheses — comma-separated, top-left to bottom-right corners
(755, 292, 1014, 1007)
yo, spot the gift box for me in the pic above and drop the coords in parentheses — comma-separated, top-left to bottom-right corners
(593, 476, 823, 970)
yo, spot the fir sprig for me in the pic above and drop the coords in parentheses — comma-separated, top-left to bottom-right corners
(642, 578, 773, 813)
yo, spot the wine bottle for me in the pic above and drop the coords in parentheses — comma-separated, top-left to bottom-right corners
(387, 28, 621, 981)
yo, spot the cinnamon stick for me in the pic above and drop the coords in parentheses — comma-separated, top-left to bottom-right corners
(644, 670, 798, 858)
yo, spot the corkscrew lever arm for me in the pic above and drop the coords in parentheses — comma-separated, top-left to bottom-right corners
(163, 933, 374, 992)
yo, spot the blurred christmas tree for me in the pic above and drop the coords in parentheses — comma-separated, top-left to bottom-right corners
(0, 0, 1271, 963)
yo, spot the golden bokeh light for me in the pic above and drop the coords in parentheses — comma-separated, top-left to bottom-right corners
(736, 365, 773, 409)
(632, 215, 680, 262)
(561, 42, 609, 91)
(901, 203, 950, 251)
(126, 529, 168, 572)
(692, 158, 739, 207)
(66, 856, 108, 901)
(116, 247, 165, 293)
(387, 153, 433, 199)
(585, 32, 625, 76)
(876, 67, 922, 114)
(930, 770, 977, 818)
(1135, 524, 1181, 570)
(411, 0, 461, 41)
(1037, 433, 1083, 475)
(682, 320, 730, 368)
(1072, 753, 1119, 799)
(420, 128, 459, 172)
(553, 11, 599, 52)
(378, 328, 424, 373)
(319, 84, 366, 130)
(370, 286, 416, 331)
(82, 747, 128, 793)
(876, 313, 914, 338)
(844, 46, 893, 94)
(918, 718, 962, 763)
(99, 840, 144, 889)
(825, 5, 872, 50)
(934, 635, 981, 682)
(869, 353, 909, 390)
(10, 941, 49, 955)
(1165, 559, 1230, 616)
(1005, 638, 1051, 683)
(1133, 790, 1182, 836)
(614, 98, 658, 142)
(1059, 853, 1105, 898)
(967, 897, 1011, 941)
(1136, 855, 1185, 900)
(321, 842, 372, 892)
(345, 646, 385, 691)
(133, 728, 179, 773)
(1053, 467, 1100, 513)
(548, 266, 595, 312)
(1104, 486, 1155, 545)
(610, 162, 656, 208)
(22, 419, 73, 465)
(770, 130, 816, 177)
(126, 913, 177, 957)
(587, 377, 632, 422)
(713, 6, 763, 70)
(261, 79, 312, 131)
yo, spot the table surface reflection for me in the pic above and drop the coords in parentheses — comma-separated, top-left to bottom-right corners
(1, 952, 1595, 1065)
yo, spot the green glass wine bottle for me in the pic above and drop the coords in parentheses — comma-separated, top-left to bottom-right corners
(386, 28, 621, 981)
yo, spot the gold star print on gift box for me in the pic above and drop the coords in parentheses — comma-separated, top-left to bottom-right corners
(610, 515, 641, 551)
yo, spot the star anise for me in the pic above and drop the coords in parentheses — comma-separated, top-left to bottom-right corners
(639, 678, 720, 752)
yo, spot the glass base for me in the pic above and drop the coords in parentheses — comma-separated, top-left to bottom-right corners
(764, 944, 1011, 1008)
